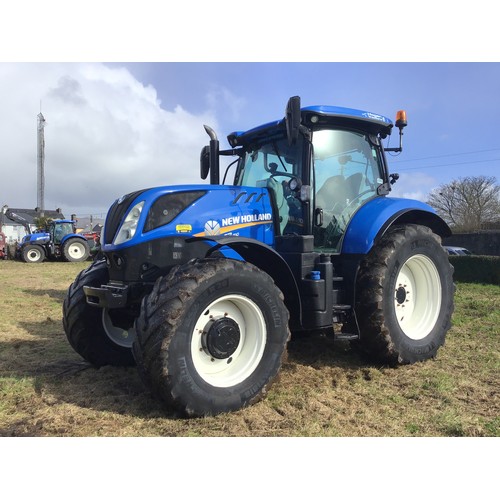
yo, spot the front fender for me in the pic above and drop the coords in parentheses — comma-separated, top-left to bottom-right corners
(189, 236, 302, 330)
(341, 197, 451, 255)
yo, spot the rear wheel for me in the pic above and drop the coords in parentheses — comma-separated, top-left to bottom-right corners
(62, 238, 90, 262)
(353, 224, 455, 364)
(63, 259, 135, 366)
(133, 258, 290, 417)
(22, 245, 45, 263)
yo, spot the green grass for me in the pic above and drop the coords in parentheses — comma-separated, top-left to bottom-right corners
(0, 260, 498, 437)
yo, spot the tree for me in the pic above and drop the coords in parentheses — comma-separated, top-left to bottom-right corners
(34, 216, 53, 231)
(427, 176, 500, 232)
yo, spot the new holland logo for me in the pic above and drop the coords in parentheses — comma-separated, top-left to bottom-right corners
(197, 213, 273, 238)
(204, 220, 221, 235)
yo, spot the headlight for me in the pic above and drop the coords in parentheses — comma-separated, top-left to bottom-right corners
(113, 201, 144, 245)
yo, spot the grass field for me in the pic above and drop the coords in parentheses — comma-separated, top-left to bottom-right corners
(0, 260, 498, 437)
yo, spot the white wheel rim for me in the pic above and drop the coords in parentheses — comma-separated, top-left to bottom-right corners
(190, 294, 267, 388)
(394, 254, 442, 340)
(102, 309, 136, 348)
(68, 242, 86, 259)
(26, 249, 42, 262)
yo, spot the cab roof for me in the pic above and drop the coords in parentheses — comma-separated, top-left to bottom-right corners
(228, 105, 394, 147)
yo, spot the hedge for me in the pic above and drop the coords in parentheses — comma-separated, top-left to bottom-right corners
(449, 255, 500, 285)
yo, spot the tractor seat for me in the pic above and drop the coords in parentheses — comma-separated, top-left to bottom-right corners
(316, 175, 347, 212)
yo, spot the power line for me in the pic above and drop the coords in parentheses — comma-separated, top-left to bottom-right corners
(389, 148, 500, 164)
(392, 157, 500, 171)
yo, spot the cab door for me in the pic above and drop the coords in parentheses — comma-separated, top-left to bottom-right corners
(311, 129, 385, 252)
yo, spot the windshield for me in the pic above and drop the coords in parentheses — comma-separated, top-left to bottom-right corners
(312, 129, 384, 252)
(235, 136, 304, 235)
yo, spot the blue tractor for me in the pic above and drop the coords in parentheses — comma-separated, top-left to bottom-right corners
(17, 218, 90, 263)
(63, 96, 454, 416)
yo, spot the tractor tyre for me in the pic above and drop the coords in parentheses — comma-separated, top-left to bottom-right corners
(133, 258, 290, 417)
(62, 237, 90, 262)
(353, 224, 454, 365)
(22, 245, 45, 263)
(63, 259, 136, 366)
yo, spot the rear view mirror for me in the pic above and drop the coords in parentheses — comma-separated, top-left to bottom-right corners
(285, 96, 301, 145)
(200, 145, 210, 180)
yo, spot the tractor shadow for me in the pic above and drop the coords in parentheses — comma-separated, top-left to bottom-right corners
(3, 323, 178, 423)
(287, 332, 366, 369)
(284, 332, 393, 385)
(4, 320, 386, 430)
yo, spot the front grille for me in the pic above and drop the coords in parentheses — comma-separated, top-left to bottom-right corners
(103, 189, 148, 244)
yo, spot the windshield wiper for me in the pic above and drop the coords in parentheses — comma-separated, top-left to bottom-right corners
(272, 141, 288, 172)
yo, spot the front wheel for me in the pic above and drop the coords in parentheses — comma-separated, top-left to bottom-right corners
(63, 259, 136, 366)
(353, 224, 455, 365)
(22, 245, 45, 263)
(133, 258, 290, 417)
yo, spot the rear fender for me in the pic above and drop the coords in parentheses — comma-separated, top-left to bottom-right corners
(60, 233, 88, 246)
(341, 197, 451, 255)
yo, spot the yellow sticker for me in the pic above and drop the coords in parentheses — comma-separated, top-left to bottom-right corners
(176, 224, 192, 233)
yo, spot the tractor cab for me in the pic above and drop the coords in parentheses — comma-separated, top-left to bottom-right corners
(225, 99, 405, 253)
(49, 220, 76, 245)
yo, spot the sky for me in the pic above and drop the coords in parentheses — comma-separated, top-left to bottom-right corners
(1, 61, 499, 218)
(0, 2, 498, 220)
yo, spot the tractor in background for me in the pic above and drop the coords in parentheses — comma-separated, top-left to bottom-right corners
(63, 96, 454, 417)
(13, 215, 90, 263)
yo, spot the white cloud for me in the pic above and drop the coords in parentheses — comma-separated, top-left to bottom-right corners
(388, 171, 438, 202)
(206, 86, 246, 123)
(0, 63, 217, 216)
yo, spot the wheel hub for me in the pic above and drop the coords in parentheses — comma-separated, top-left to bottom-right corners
(203, 317, 241, 359)
(395, 286, 407, 304)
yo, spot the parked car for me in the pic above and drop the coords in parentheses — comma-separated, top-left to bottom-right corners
(444, 246, 473, 256)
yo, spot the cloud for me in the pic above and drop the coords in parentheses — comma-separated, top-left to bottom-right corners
(206, 85, 246, 123)
(0, 63, 218, 215)
(388, 171, 438, 202)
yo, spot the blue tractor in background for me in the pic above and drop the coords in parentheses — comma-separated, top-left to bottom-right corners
(63, 96, 455, 417)
(16, 217, 90, 263)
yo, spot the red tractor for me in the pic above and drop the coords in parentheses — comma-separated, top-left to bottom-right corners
(0, 231, 7, 259)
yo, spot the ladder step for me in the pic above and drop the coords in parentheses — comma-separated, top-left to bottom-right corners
(333, 304, 351, 312)
(334, 332, 359, 341)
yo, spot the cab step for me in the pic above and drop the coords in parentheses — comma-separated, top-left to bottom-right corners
(334, 332, 359, 341)
(332, 304, 351, 312)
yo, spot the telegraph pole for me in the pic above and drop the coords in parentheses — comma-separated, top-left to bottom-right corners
(37, 111, 46, 217)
